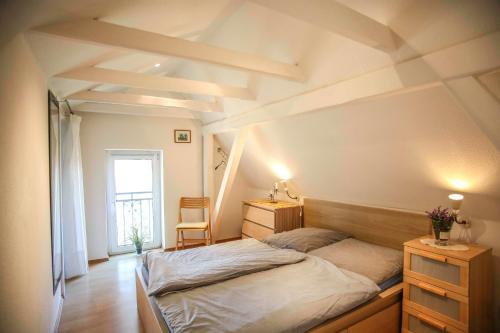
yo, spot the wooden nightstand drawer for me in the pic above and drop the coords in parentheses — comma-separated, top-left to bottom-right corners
(241, 200, 301, 240)
(403, 306, 465, 333)
(404, 276, 468, 331)
(242, 220, 273, 240)
(403, 237, 493, 333)
(404, 246, 468, 296)
(243, 205, 275, 229)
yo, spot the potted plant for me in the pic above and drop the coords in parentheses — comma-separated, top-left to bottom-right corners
(129, 226, 144, 254)
(425, 206, 455, 245)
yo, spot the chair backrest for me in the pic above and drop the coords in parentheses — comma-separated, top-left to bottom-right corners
(178, 197, 211, 226)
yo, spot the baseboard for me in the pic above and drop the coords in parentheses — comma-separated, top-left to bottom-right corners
(88, 257, 109, 265)
(164, 236, 242, 252)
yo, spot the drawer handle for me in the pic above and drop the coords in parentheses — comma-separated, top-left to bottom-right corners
(417, 281, 447, 297)
(417, 313, 447, 331)
(419, 252, 447, 263)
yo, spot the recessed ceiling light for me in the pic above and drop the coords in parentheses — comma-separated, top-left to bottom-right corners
(154, 63, 161, 68)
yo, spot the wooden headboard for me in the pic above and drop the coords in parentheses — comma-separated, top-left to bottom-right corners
(303, 198, 431, 250)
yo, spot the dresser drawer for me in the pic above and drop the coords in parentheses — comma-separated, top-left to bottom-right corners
(403, 306, 465, 333)
(404, 247, 469, 296)
(242, 220, 274, 240)
(403, 276, 468, 331)
(243, 205, 275, 229)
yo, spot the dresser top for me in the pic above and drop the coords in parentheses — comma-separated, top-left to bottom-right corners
(404, 235, 491, 261)
(243, 199, 301, 210)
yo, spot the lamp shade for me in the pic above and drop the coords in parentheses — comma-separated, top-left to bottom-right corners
(448, 193, 464, 210)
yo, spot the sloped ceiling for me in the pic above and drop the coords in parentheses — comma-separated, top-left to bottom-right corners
(2, 0, 500, 216)
(237, 86, 500, 217)
(4, 0, 498, 123)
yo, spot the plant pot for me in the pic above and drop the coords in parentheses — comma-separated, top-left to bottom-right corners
(135, 246, 143, 255)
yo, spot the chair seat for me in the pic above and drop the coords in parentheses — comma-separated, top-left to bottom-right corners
(176, 222, 208, 229)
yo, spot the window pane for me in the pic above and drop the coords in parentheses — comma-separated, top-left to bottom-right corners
(114, 159, 152, 193)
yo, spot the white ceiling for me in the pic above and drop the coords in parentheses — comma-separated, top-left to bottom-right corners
(3, 0, 500, 122)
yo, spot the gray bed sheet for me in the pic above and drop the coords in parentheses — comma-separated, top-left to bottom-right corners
(154, 255, 380, 333)
(141, 262, 401, 290)
(145, 238, 306, 296)
(142, 238, 404, 332)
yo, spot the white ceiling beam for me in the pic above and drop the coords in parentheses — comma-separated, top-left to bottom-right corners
(212, 128, 249, 241)
(57, 67, 254, 100)
(68, 90, 221, 113)
(203, 134, 215, 214)
(204, 31, 500, 133)
(72, 102, 197, 119)
(250, 0, 397, 52)
(33, 19, 305, 82)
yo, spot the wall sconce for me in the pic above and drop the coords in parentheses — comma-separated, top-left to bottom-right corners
(268, 179, 299, 202)
(214, 147, 228, 171)
(280, 180, 298, 201)
(448, 193, 470, 242)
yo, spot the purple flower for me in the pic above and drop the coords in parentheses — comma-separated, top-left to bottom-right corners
(425, 206, 455, 230)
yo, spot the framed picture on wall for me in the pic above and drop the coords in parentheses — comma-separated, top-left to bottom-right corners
(48, 91, 63, 294)
(174, 129, 191, 143)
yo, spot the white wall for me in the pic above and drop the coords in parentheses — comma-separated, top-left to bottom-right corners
(211, 133, 254, 240)
(228, 85, 500, 328)
(215, 172, 253, 240)
(0, 34, 63, 333)
(78, 112, 203, 259)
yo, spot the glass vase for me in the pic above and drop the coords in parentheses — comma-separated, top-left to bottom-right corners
(438, 231, 450, 246)
(432, 223, 440, 243)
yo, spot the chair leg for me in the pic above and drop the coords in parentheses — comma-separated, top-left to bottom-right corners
(175, 230, 179, 251)
(181, 231, 185, 249)
(205, 230, 209, 246)
(208, 226, 213, 245)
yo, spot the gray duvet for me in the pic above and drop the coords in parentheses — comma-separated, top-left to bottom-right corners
(146, 238, 306, 296)
(155, 255, 380, 333)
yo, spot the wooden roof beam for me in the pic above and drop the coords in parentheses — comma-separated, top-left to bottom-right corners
(57, 66, 254, 100)
(250, 0, 397, 52)
(33, 19, 305, 82)
(68, 90, 221, 113)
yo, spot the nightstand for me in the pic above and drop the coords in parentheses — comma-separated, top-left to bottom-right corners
(241, 200, 302, 240)
(402, 236, 493, 333)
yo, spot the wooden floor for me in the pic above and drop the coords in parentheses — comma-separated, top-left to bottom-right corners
(58, 254, 144, 333)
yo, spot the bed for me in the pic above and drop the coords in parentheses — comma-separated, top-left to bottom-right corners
(136, 198, 431, 333)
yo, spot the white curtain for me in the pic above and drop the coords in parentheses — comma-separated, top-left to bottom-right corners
(61, 114, 89, 278)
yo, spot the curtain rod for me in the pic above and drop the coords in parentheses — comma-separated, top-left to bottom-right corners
(57, 99, 74, 115)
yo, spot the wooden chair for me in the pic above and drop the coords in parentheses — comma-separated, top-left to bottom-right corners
(175, 197, 212, 250)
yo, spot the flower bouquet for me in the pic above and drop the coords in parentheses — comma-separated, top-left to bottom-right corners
(425, 206, 455, 246)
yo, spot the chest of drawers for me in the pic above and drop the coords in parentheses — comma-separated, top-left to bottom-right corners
(241, 200, 302, 240)
(402, 237, 492, 333)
